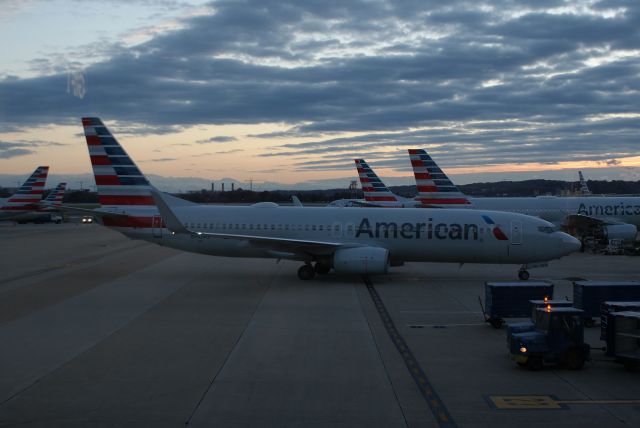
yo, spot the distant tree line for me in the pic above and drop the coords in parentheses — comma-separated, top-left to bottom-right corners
(2, 179, 639, 205)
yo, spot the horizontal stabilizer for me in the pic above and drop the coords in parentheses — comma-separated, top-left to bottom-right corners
(150, 189, 191, 234)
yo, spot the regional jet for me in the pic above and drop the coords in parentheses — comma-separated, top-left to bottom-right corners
(408, 149, 640, 244)
(78, 117, 580, 280)
(0, 166, 50, 222)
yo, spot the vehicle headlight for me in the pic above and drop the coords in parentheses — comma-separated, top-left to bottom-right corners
(519, 346, 527, 353)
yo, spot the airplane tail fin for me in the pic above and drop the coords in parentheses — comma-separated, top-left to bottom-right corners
(82, 117, 155, 210)
(354, 159, 400, 204)
(2, 166, 49, 211)
(578, 171, 592, 195)
(407, 149, 472, 206)
(43, 182, 67, 206)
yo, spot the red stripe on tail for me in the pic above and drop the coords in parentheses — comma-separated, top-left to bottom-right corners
(95, 175, 121, 185)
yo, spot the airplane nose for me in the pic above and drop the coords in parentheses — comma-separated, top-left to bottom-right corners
(555, 232, 581, 255)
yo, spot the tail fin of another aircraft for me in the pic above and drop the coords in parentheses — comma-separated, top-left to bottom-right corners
(407, 149, 472, 206)
(2, 166, 49, 211)
(82, 117, 155, 210)
(354, 159, 400, 204)
(578, 171, 592, 195)
(43, 182, 67, 206)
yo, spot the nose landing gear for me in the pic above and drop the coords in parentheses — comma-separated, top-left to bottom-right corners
(518, 269, 530, 281)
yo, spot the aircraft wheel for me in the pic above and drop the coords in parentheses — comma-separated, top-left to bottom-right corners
(565, 347, 586, 370)
(314, 263, 331, 275)
(297, 264, 316, 280)
(518, 270, 530, 281)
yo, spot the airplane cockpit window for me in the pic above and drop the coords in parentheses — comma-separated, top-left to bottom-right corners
(537, 225, 556, 233)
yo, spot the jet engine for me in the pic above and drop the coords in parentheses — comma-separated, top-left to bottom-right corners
(601, 224, 638, 241)
(332, 246, 389, 275)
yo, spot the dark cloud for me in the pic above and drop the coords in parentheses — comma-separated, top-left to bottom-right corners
(1, 0, 639, 172)
(0, 140, 65, 159)
(214, 148, 244, 154)
(139, 157, 178, 162)
(196, 136, 238, 143)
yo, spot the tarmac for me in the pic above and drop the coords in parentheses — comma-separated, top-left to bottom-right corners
(0, 222, 639, 427)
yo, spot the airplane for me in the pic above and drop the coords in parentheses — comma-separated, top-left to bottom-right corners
(327, 159, 420, 208)
(408, 149, 640, 244)
(78, 117, 580, 280)
(578, 171, 592, 196)
(0, 166, 50, 223)
(36, 182, 67, 223)
(42, 182, 67, 207)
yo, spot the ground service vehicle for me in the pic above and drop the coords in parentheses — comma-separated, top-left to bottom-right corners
(506, 298, 574, 345)
(483, 281, 554, 328)
(510, 307, 590, 371)
(604, 311, 640, 371)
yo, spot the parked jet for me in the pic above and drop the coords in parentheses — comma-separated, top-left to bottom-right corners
(347, 159, 421, 208)
(0, 166, 50, 222)
(578, 171, 592, 196)
(41, 182, 67, 207)
(79, 117, 580, 280)
(408, 149, 640, 244)
(34, 182, 67, 223)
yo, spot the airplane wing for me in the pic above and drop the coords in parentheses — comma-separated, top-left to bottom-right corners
(565, 214, 624, 228)
(151, 189, 349, 257)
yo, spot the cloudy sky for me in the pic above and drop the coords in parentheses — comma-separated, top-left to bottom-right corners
(1, 0, 639, 190)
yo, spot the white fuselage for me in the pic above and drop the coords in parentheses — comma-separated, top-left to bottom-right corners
(106, 205, 579, 265)
(469, 196, 640, 227)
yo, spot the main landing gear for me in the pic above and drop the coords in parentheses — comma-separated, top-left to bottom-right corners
(518, 265, 530, 281)
(297, 264, 315, 280)
(297, 262, 331, 280)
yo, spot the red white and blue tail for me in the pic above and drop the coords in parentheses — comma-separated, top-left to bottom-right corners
(355, 159, 401, 205)
(82, 117, 154, 210)
(43, 182, 66, 206)
(408, 149, 472, 207)
(1, 166, 49, 212)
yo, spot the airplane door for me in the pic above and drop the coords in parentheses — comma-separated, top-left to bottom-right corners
(152, 215, 163, 238)
(510, 220, 522, 245)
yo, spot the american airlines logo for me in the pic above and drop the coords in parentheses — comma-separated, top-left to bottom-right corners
(578, 203, 640, 216)
(355, 217, 480, 240)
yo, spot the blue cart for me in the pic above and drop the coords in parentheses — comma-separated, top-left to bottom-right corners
(483, 281, 554, 328)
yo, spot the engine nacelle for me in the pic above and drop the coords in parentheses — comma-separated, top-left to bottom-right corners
(602, 224, 638, 241)
(332, 246, 389, 275)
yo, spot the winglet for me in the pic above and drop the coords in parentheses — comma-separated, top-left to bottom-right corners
(291, 195, 303, 207)
(150, 188, 191, 234)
